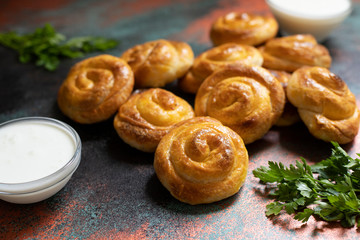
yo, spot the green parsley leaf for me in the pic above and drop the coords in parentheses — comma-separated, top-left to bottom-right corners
(284, 201, 298, 214)
(296, 181, 312, 198)
(265, 202, 284, 216)
(253, 141, 360, 228)
(0, 23, 119, 71)
(294, 208, 314, 222)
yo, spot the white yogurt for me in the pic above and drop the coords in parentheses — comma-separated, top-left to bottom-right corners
(266, 0, 352, 42)
(268, 0, 351, 18)
(0, 121, 76, 183)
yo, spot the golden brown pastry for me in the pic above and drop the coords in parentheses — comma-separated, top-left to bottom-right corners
(179, 43, 263, 94)
(57, 54, 134, 124)
(210, 12, 278, 46)
(121, 39, 194, 88)
(113, 88, 195, 152)
(195, 65, 285, 144)
(259, 34, 332, 72)
(270, 70, 301, 126)
(154, 117, 248, 205)
(287, 66, 360, 144)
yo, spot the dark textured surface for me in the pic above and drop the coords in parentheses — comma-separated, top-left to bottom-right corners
(1, 0, 360, 239)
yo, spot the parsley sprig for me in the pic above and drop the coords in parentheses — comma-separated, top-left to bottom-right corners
(253, 142, 360, 228)
(0, 23, 118, 71)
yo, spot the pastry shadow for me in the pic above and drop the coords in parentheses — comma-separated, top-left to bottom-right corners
(106, 132, 155, 165)
(276, 122, 355, 163)
(164, 79, 196, 107)
(246, 136, 277, 157)
(145, 173, 241, 215)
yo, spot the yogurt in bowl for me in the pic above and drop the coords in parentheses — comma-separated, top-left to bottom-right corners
(0, 117, 81, 204)
(266, 0, 353, 42)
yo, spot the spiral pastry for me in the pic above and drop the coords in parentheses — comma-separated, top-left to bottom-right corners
(121, 39, 194, 88)
(114, 88, 195, 152)
(287, 66, 360, 144)
(179, 43, 263, 94)
(269, 70, 300, 126)
(57, 54, 134, 124)
(259, 34, 332, 72)
(210, 12, 278, 46)
(154, 117, 248, 205)
(195, 65, 285, 144)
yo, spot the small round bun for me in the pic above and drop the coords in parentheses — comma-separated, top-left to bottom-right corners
(121, 39, 194, 88)
(259, 34, 332, 72)
(210, 12, 278, 46)
(179, 43, 263, 94)
(195, 65, 285, 144)
(57, 54, 134, 124)
(154, 117, 248, 205)
(114, 88, 195, 152)
(287, 66, 360, 144)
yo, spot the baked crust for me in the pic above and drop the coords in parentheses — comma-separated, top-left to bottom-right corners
(259, 34, 332, 72)
(154, 117, 248, 205)
(179, 43, 263, 94)
(121, 39, 194, 88)
(57, 54, 134, 124)
(113, 88, 195, 152)
(195, 65, 285, 144)
(287, 66, 360, 144)
(210, 12, 278, 46)
(270, 70, 301, 126)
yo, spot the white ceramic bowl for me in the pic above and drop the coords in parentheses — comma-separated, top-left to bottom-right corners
(0, 117, 81, 204)
(266, 0, 353, 42)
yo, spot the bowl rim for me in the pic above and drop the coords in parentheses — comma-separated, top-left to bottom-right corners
(0, 161, 80, 196)
(0, 116, 81, 194)
(266, 0, 353, 20)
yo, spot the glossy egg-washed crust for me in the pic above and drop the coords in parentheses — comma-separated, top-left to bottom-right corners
(154, 117, 249, 205)
(195, 65, 285, 144)
(121, 39, 194, 88)
(269, 70, 301, 126)
(259, 34, 332, 72)
(114, 88, 195, 152)
(287, 66, 360, 144)
(57, 54, 134, 124)
(179, 43, 263, 94)
(210, 12, 278, 46)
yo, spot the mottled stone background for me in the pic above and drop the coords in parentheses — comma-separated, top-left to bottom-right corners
(1, 0, 360, 239)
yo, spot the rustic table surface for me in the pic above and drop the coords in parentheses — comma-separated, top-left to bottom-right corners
(1, 0, 360, 239)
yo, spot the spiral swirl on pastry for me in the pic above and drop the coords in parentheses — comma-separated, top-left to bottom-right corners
(259, 34, 332, 72)
(57, 54, 134, 124)
(195, 65, 285, 144)
(179, 43, 263, 94)
(154, 117, 248, 205)
(114, 88, 195, 152)
(210, 12, 278, 46)
(121, 39, 194, 88)
(269, 70, 301, 126)
(287, 66, 360, 144)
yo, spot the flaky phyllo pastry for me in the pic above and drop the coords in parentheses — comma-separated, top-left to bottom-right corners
(114, 88, 195, 152)
(287, 66, 360, 144)
(259, 34, 331, 72)
(154, 117, 248, 205)
(121, 39, 194, 88)
(210, 12, 278, 46)
(195, 65, 285, 144)
(57, 54, 134, 124)
(179, 43, 263, 94)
